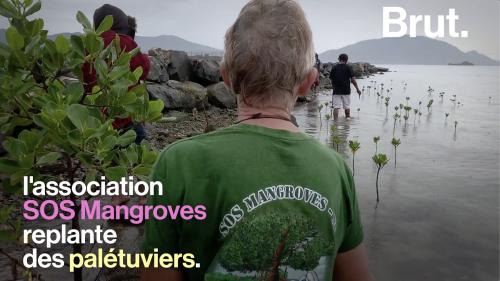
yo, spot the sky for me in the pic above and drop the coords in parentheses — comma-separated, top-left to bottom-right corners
(1, 0, 499, 60)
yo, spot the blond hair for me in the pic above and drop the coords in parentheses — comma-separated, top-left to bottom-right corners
(223, 0, 315, 109)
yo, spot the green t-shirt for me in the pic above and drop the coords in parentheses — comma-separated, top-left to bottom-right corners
(143, 124, 363, 281)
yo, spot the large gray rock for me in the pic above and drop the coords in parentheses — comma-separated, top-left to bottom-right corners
(148, 48, 191, 82)
(147, 81, 208, 110)
(147, 56, 169, 83)
(319, 74, 332, 89)
(321, 62, 384, 78)
(207, 82, 236, 109)
(191, 59, 221, 86)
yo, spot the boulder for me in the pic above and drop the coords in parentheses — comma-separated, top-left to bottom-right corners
(148, 48, 191, 82)
(207, 82, 237, 109)
(147, 56, 169, 83)
(319, 74, 332, 89)
(321, 62, 385, 78)
(147, 81, 208, 110)
(191, 59, 221, 86)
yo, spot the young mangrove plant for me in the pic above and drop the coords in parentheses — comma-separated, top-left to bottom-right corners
(413, 109, 419, 124)
(372, 153, 389, 202)
(454, 121, 458, 134)
(373, 136, 380, 154)
(445, 113, 449, 122)
(332, 135, 342, 152)
(318, 104, 324, 126)
(427, 99, 434, 112)
(384, 97, 390, 108)
(348, 140, 361, 176)
(391, 138, 401, 166)
(392, 113, 400, 136)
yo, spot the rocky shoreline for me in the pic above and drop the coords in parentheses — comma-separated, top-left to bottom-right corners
(144, 48, 388, 144)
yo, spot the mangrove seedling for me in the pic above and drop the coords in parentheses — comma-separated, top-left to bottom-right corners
(348, 140, 361, 176)
(332, 135, 342, 151)
(445, 113, 449, 122)
(413, 109, 418, 123)
(392, 113, 400, 136)
(373, 136, 380, 154)
(372, 153, 389, 202)
(318, 104, 324, 126)
(385, 97, 390, 107)
(454, 121, 458, 134)
(391, 138, 401, 165)
(427, 99, 434, 112)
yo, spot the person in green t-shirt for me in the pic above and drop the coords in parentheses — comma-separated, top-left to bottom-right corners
(141, 1, 374, 280)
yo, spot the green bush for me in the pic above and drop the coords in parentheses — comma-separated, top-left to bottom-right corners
(0, 0, 164, 278)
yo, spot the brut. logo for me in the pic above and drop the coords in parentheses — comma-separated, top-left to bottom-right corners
(383, 7, 469, 38)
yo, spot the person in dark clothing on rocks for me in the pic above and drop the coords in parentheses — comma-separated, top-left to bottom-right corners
(83, 4, 150, 144)
(311, 53, 321, 91)
(329, 53, 361, 121)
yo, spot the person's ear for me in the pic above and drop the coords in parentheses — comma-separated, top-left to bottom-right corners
(297, 68, 318, 97)
(220, 65, 231, 88)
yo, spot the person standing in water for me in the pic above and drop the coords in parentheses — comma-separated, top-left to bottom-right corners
(329, 53, 361, 121)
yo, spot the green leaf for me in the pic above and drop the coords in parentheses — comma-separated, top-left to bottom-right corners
(146, 100, 164, 122)
(117, 130, 136, 147)
(54, 35, 70, 54)
(18, 130, 40, 149)
(36, 152, 61, 166)
(76, 152, 93, 166)
(70, 35, 85, 57)
(105, 166, 127, 181)
(76, 11, 92, 30)
(126, 147, 139, 165)
(64, 82, 84, 104)
(94, 57, 108, 82)
(6, 27, 24, 50)
(66, 104, 89, 131)
(95, 15, 113, 34)
(0, 159, 20, 174)
(24, 1, 41, 17)
(132, 165, 151, 177)
(132, 67, 143, 82)
(3, 138, 27, 157)
(85, 168, 97, 183)
(109, 65, 130, 81)
(99, 135, 117, 151)
(0, 0, 19, 18)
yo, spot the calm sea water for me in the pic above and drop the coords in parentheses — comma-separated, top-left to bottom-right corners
(294, 65, 499, 281)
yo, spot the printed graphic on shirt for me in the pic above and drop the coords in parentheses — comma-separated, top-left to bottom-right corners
(206, 186, 338, 281)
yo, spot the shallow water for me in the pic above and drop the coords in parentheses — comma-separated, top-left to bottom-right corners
(294, 65, 499, 281)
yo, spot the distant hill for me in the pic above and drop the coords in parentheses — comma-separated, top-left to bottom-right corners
(0, 29, 222, 55)
(135, 35, 222, 56)
(320, 36, 499, 66)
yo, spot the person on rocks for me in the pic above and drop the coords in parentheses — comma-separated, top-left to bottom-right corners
(142, 1, 373, 281)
